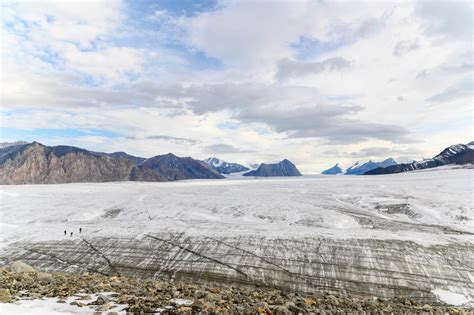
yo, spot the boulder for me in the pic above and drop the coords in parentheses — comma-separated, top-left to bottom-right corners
(0, 288, 12, 303)
(194, 289, 208, 299)
(177, 306, 193, 313)
(92, 294, 110, 305)
(37, 272, 54, 283)
(273, 305, 292, 315)
(9, 261, 36, 273)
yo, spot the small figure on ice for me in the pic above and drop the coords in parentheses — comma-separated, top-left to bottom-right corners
(70, 232, 73, 237)
(64, 230, 67, 236)
(79, 227, 82, 234)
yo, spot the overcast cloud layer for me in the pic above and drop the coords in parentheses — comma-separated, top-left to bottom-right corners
(1, 0, 472, 172)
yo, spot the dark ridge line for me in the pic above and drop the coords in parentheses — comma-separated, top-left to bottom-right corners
(204, 236, 294, 274)
(24, 247, 110, 276)
(80, 238, 121, 276)
(145, 234, 252, 282)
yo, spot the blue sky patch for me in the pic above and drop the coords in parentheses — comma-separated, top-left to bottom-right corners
(291, 36, 343, 60)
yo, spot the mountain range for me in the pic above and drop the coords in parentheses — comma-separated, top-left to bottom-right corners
(144, 153, 224, 180)
(0, 142, 223, 184)
(0, 142, 300, 184)
(243, 159, 302, 177)
(322, 158, 397, 175)
(1, 140, 471, 184)
(203, 157, 249, 174)
(365, 143, 474, 175)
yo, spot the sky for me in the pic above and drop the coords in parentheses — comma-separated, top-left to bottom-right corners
(1, 0, 472, 173)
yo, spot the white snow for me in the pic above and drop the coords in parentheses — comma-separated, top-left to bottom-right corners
(170, 298, 193, 306)
(204, 157, 224, 167)
(1, 300, 77, 315)
(0, 168, 473, 248)
(432, 289, 469, 306)
(0, 293, 128, 314)
(0, 168, 473, 312)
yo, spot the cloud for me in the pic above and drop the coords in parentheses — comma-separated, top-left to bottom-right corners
(2, 72, 415, 145)
(416, 1, 473, 40)
(426, 77, 473, 103)
(127, 135, 198, 145)
(204, 144, 254, 154)
(348, 146, 422, 158)
(180, 1, 391, 67)
(2, 0, 124, 48)
(148, 10, 168, 22)
(276, 57, 351, 81)
(416, 52, 473, 79)
(323, 146, 422, 161)
(183, 83, 414, 144)
(1, 0, 152, 85)
(439, 51, 474, 74)
(393, 39, 419, 56)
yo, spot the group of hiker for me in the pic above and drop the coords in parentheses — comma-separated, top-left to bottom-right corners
(64, 227, 82, 237)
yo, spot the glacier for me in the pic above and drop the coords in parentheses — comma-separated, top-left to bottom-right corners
(0, 168, 473, 305)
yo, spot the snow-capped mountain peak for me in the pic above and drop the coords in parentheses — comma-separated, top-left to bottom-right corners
(204, 157, 225, 167)
(322, 158, 398, 175)
(366, 143, 473, 175)
(203, 157, 250, 174)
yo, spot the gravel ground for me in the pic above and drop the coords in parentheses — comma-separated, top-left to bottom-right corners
(1, 266, 472, 314)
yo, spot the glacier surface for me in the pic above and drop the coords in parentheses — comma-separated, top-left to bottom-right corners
(0, 168, 473, 304)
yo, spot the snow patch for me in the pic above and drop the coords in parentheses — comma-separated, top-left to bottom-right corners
(432, 289, 469, 306)
(170, 298, 193, 306)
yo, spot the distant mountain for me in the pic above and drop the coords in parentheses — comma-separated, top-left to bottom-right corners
(321, 158, 397, 175)
(88, 150, 146, 165)
(143, 153, 224, 180)
(243, 159, 302, 177)
(365, 143, 474, 175)
(203, 157, 249, 174)
(345, 158, 397, 175)
(321, 163, 343, 175)
(0, 142, 166, 184)
(108, 152, 146, 165)
(249, 163, 261, 169)
(0, 141, 29, 149)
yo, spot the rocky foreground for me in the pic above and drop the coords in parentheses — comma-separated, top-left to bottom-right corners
(0, 262, 472, 314)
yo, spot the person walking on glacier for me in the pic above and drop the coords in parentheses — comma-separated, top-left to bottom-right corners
(64, 230, 67, 236)
(79, 227, 82, 234)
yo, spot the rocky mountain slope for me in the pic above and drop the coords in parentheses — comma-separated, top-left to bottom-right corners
(322, 158, 397, 175)
(365, 143, 473, 175)
(0, 142, 229, 184)
(143, 153, 224, 180)
(243, 159, 301, 176)
(106, 151, 146, 165)
(0, 142, 167, 184)
(203, 157, 249, 174)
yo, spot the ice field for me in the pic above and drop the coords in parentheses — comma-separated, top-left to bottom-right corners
(1, 168, 473, 305)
